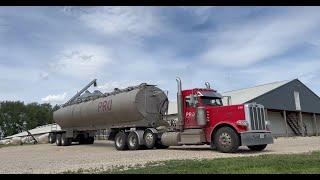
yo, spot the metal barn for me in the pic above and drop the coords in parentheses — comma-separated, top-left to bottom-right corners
(222, 79, 320, 137)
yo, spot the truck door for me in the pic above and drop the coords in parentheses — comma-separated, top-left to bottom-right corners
(184, 96, 198, 128)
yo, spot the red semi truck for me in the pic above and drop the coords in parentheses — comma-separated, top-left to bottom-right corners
(52, 77, 273, 153)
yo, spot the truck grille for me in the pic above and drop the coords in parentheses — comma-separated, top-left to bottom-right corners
(248, 105, 266, 130)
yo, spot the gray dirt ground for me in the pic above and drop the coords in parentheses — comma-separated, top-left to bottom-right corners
(0, 136, 320, 174)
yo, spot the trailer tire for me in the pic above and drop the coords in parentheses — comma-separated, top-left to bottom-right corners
(56, 134, 62, 146)
(87, 137, 94, 144)
(114, 131, 128, 151)
(79, 134, 87, 144)
(127, 132, 140, 150)
(143, 129, 156, 149)
(214, 127, 239, 153)
(61, 133, 70, 146)
(48, 133, 56, 144)
(68, 138, 73, 145)
(247, 144, 267, 151)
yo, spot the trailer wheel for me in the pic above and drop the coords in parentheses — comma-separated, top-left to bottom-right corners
(56, 134, 62, 146)
(127, 132, 140, 150)
(68, 138, 73, 145)
(87, 137, 94, 144)
(114, 131, 128, 151)
(61, 134, 70, 146)
(48, 133, 56, 144)
(214, 127, 240, 153)
(143, 129, 156, 149)
(79, 134, 88, 144)
(247, 144, 267, 151)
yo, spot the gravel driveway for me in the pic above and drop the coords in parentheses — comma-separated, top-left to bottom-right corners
(0, 136, 319, 174)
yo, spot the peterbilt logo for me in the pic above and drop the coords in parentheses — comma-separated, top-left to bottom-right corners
(98, 99, 112, 112)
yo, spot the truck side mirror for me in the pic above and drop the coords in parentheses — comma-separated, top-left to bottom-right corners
(189, 94, 195, 106)
(190, 94, 199, 107)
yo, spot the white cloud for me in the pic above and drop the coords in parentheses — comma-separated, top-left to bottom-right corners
(50, 44, 112, 78)
(39, 72, 49, 80)
(77, 7, 160, 39)
(201, 8, 320, 67)
(41, 92, 67, 103)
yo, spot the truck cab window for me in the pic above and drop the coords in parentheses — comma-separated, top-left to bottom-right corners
(185, 97, 192, 107)
(201, 96, 223, 106)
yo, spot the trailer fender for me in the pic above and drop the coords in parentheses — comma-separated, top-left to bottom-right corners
(146, 128, 158, 134)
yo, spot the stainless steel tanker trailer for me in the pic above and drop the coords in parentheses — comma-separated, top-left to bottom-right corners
(50, 79, 170, 150)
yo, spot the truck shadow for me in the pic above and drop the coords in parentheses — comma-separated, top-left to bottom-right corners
(167, 147, 274, 154)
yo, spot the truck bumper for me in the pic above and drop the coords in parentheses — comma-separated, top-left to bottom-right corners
(240, 132, 273, 146)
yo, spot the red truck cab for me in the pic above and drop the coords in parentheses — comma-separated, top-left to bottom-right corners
(171, 78, 274, 153)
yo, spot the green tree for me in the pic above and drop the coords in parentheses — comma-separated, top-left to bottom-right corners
(0, 101, 57, 137)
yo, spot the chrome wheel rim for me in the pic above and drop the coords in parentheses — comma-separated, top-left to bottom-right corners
(129, 135, 137, 147)
(116, 136, 123, 147)
(145, 133, 154, 145)
(219, 133, 232, 147)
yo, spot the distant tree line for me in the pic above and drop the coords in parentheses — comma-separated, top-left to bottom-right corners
(0, 101, 60, 138)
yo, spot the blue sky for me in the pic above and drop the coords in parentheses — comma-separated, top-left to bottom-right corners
(1, 6, 320, 105)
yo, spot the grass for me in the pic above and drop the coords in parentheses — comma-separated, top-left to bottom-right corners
(64, 151, 320, 174)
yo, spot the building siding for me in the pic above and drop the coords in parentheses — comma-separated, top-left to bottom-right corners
(248, 80, 320, 114)
(268, 111, 287, 136)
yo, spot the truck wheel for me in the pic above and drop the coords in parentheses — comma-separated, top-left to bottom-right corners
(61, 133, 70, 146)
(248, 144, 267, 151)
(48, 133, 56, 144)
(214, 127, 240, 153)
(127, 132, 140, 150)
(143, 130, 156, 149)
(56, 134, 62, 146)
(114, 131, 128, 151)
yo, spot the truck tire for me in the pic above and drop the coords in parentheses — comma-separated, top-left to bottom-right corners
(48, 133, 56, 144)
(114, 131, 128, 150)
(143, 129, 156, 149)
(56, 134, 62, 146)
(247, 144, 267, 151)
(214, 127, 240, 153)
(61, 133, 70, 146)
(127, 131, 140, 150)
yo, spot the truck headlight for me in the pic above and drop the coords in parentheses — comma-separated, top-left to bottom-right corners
(265, 120, 271, 131)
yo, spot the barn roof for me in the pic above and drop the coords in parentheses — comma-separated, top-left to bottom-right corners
(222, 80, 291, 105)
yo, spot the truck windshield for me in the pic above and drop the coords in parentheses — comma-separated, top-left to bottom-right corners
(201, 97, 223, 106)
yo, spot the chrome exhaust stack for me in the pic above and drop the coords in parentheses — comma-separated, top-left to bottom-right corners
(205, 82, 210, 89)
(176, 77, 184, 132)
